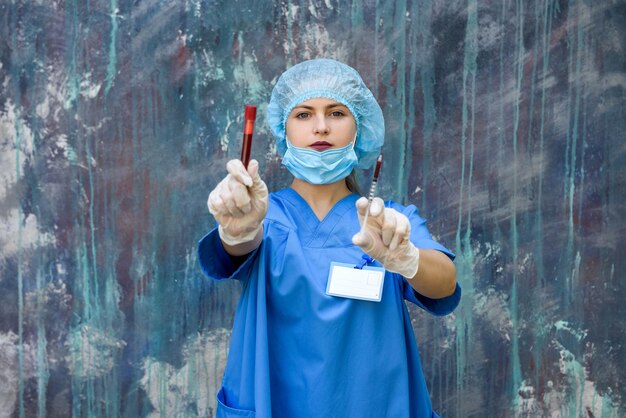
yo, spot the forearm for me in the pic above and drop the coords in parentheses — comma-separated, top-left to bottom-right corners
(221, 225, 264, 256)
(407, 249, 457, 299)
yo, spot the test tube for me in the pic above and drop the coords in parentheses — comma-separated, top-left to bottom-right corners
(241, 105, 257, 168)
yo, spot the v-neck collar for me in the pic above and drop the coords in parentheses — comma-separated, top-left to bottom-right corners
(278, 188, 358, 247)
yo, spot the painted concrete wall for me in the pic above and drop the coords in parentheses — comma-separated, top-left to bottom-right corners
(0, 0, 624, 417)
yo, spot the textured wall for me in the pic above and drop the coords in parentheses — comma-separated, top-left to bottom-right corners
(1, 0, 624, 417)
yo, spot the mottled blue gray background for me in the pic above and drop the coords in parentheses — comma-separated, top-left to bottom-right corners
(1, 0, 624, 417)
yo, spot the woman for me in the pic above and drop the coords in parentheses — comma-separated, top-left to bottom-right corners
(198, 58, 460, 418)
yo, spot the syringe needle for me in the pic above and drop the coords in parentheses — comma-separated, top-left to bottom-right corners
(360, 205, 371, 235)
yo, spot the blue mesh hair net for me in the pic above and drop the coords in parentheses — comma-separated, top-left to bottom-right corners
(267, 59, 385, 169)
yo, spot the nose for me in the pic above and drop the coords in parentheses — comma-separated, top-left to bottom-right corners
(312, 115, 329, 135)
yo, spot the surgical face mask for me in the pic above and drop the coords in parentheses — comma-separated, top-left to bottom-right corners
(282, 136, 358, 185)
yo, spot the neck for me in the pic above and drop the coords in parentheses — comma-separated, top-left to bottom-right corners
(290, 178, 352, 221)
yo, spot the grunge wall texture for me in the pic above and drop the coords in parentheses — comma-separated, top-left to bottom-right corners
(1, 0, 624, 417)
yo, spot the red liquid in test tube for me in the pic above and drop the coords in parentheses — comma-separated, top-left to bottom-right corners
(241, 105, 257, 168)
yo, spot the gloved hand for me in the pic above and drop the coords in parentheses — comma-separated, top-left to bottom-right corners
(207, 159, 269, 246)
(352, 197, 420, 278)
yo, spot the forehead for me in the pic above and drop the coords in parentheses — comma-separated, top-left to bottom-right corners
(292, 97, 349, 109)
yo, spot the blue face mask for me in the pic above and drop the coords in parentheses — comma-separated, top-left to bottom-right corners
(282, 137, 358, 185)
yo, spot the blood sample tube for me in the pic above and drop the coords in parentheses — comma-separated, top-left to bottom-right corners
(241, 105, 257, 168)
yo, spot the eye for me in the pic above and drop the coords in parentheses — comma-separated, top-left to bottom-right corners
(330, 110, 345, 117)
(295, 112, 310, 119)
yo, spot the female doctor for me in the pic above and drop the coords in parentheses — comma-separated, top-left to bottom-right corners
(198, 58, 460, 418)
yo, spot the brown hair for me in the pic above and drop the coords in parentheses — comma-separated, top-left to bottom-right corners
(345, 172, 362, 195)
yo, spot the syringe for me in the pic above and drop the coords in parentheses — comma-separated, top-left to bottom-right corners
(360, 155, 383, 235)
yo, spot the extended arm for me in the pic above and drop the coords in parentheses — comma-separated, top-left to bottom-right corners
(352, 197, 456, 300)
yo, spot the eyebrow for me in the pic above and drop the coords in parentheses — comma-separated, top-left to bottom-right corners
(292, 102, 348, 110)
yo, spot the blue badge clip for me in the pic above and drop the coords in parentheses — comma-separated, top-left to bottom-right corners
(354, 254, 374, 270)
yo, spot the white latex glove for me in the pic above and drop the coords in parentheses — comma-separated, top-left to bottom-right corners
(352, 197, 420, 278)
(207, 159, 269, 246)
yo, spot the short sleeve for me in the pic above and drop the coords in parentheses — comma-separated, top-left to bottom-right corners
(388, 202, 455, 260)
(386, 201, 461, 316)
(402, 278, 462, 316)
(197, 226, 259, 281)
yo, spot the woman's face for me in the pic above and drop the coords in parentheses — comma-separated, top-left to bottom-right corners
(285, 97, 357, 151)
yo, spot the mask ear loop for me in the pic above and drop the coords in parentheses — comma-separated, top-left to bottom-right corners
(349, 132, 358, 151)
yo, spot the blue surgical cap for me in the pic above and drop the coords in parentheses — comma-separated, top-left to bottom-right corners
(267, 59, 385, 169)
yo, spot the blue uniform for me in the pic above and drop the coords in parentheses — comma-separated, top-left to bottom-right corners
(198, 188, 461, 418)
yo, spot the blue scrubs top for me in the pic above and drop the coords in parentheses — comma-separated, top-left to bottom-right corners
(198, 188, 461, 418)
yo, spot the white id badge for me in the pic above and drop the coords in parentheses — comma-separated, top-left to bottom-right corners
(325, 262, 385, 302)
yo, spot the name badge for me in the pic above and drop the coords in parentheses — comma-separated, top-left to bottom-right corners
(326, 262, 385, 302)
